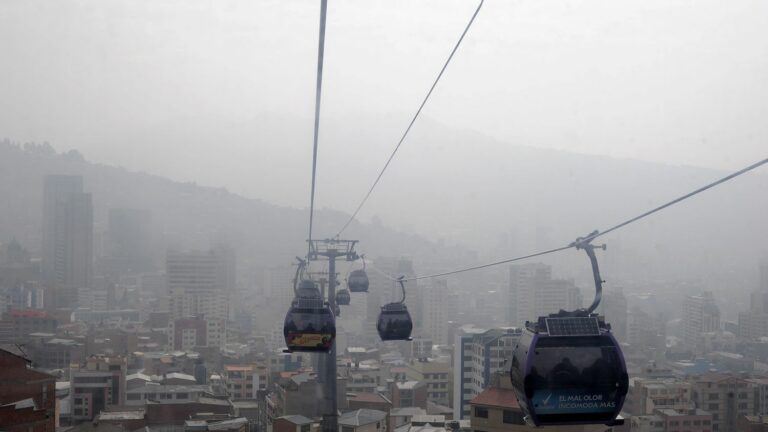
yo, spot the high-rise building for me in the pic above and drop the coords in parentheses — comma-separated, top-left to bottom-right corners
(41, 175, 93, 309)
(625, 307, 666, 363)
(507, 263, 582, 326)
(682, 292, 720, 348)
(453, 326, 522, 420)
(738, 309, 768, 340)
(166, 249, 234, 349)
(599, 289, 628, 342)
(169, 315, 226, 350)
(420, 279, 459, 346)
(737, 262, 768, 340)
(0, 239, 44, 312)
(167, 250, 233, 321)
(105, 208, 153, 274)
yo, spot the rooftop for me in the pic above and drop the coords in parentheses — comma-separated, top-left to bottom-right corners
(469, 387, 520, 410)
(278, 415, 314, 425)
(390, 407, 427, 417)
(165, 372, 196, 381)
(98, 410, 145, 421)
(127, 384, 211, 394)
(348, 392, 391, 405)
(126, 372, 151, 382)
(656, 408, 710, 417)
(339, 409, 387, 426)
(207, 418, 248, 431)
(1, 398, 36, 410)
(231, 400, 259, 409)
(396, 381, 421, 390)
(224, 365, 254, 372)
(743, 416, 768, 424)
(692, 372, 743, 383)
(411, 415, 446, 425)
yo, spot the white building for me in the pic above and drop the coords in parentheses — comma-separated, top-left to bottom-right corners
(507, 263, 582, 326)
(420, 279, 458, 346)
(167, 249, 234, 349)
(452, 326, 522, 420)
(682, 292, 720, 348)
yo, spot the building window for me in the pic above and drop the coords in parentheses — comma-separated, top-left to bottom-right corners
(342, 427, 355, 432)
(739, 403, 748, 409)
(708, 403, 718, 411)
(708, 393, 719, 400)
(301, 426, 310, 432)
(475, 407, 489, 418)
(503, 410, 524, 425)
(177, 393, 189, 399)
(127, 394, 140, 401)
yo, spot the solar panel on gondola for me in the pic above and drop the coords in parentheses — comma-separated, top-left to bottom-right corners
(545, 317, 600, 337)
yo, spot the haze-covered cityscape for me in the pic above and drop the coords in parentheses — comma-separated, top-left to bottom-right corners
(0, 2, 767, 432)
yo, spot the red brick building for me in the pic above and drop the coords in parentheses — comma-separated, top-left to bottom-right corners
(0, 346, 57, 432)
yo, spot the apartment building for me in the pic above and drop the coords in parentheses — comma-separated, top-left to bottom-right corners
(690, 373, 753, 432)
(453, 327, 521, 419)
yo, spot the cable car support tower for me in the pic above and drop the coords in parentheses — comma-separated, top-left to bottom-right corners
(308, 238, 359, 432)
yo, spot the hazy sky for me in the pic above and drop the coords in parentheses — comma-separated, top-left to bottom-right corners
(1, 0, 766, 211)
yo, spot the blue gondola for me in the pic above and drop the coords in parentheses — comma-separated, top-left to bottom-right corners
(347, 257, 369, 293)
(348, 269, 369, 293)
(284, 279, 336, 353)
(377, 276, 413, 341)
(509, 237, 628, 427)
(336, 289, 351, 305)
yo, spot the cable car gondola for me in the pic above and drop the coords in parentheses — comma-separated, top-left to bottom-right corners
(348, 257, 369, 293)
(377, 276, 413, 341)
(336, 289, 351, 305)
(509, 237, 628, 427)
(284, 278, 336, 353)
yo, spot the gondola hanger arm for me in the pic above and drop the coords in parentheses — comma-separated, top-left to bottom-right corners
(570, 231, 606, 314)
